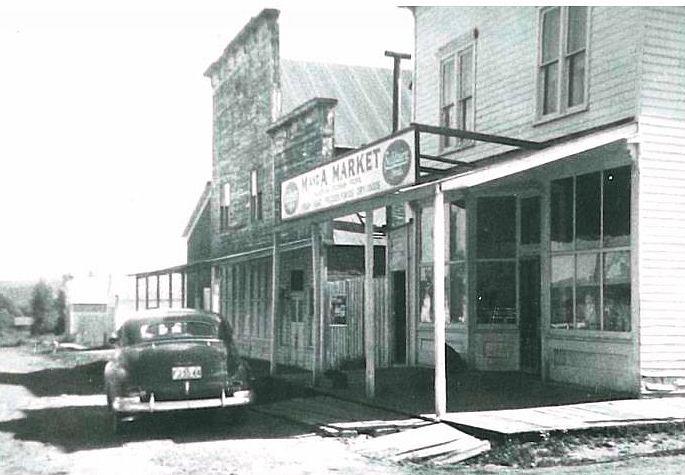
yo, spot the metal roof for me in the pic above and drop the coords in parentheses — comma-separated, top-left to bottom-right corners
(280, 60, 412, 149)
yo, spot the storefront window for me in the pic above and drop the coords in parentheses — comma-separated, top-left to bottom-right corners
(449, 201, 467, 260)
(477, 197, 516, 258)
(551, 177, 573, 251)
(476, 196, 517, 324)
(575, 253, 600, 330)
(549, 165, 632, 332)
(476, 261, 516, 324)
(419, 266, 433, 323)
(603, 167, 631, 248)
(550, 255, 574, 327)
(520, 196, 541, 245)
(575, 172, 601, 250)
(449, 262, 467, 323)
(420, 206, 434, 264)
(604, 251, 631, 331)
(419, 201, 467, 324)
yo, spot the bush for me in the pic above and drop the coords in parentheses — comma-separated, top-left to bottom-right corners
(29, 281, 57, 335)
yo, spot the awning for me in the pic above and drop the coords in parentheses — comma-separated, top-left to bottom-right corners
(412, 120, 638, 194)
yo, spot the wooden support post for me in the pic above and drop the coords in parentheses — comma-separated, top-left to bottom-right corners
(145, 276, 149, 309)
(270, 233, 280, 376)
(320, 239, 328, 372)
(168, 272, 173, 308)
(135, 277, 139, 311)
(365, 209, 376, 398)
(181, 272, 186, 308)
(311, 224, 322, 386)
(433, 186, 447, 420)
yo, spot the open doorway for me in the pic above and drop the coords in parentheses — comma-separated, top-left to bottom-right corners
(392, 271, 407, 364)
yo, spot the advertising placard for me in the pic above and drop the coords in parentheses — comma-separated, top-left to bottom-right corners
(280, 128, 416, 220)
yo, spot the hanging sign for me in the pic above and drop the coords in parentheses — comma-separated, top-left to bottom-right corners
(280, 128, 416, 220)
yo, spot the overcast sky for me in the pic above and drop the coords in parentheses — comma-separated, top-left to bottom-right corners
(0, 1, 414, 281)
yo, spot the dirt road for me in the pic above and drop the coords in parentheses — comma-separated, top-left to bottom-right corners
(0, 345, 415, 475)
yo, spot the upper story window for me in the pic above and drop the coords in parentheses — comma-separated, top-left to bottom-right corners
(250, 169, 263, 222)
(538, 6, 589, 119)
(439, 44, 475, 150)
(220, 182, 231, 231)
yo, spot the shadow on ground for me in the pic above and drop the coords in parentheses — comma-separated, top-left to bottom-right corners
(0, 404, 312, 452)
(0, 361, 106, 397)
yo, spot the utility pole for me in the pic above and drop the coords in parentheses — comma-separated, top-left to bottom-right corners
(384, 50, 411, 133)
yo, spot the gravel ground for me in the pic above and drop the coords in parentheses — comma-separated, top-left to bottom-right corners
(0, 345, 416, 475)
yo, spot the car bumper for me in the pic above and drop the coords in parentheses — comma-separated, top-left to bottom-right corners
(112, 389, 253, 413)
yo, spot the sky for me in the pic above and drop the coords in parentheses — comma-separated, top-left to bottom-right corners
(0, 0, 414, 281)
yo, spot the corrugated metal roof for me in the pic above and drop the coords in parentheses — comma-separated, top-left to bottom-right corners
(281, 60, 412, 149)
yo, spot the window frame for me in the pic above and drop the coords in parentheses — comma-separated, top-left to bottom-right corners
(536, 6, 590, 123)
(250, 169, 263, 223)
(418, 200, 468, 326)
(549, 165, 632, 335)
(438, 41, 476, 151)
(220, 182, 231, 231)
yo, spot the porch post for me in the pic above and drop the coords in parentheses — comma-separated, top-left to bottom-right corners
(135, 276, 139, 311)
(156, 274, 160, 308)
(181, 272, 186, 308)
(270, 232, 280, 375)
(433, 185, 447, 420)
(311, 224, 322, 385)
(145, 276, 149, 309)
(365, 209, 376, 398)
(168, 272, 173, 308)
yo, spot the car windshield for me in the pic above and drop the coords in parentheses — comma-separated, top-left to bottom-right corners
(124, 319, 220, 344)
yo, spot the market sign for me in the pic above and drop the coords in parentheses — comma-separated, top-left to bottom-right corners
(280, 128, 416, 220)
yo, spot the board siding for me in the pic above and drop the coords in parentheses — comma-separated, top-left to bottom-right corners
(413, 6, 640, 160)
(637, 6, 685, 395)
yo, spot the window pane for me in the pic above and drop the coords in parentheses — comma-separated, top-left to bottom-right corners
(543, 62, 558, 115)
(567, 6, 587, 53)
(604, 251, 631, 331)
(476, 262, 516, 324)
(551, 255, 574, 328)
(603, 166, 631, 247)
(459, 48, 473, 99)
(419, 266, 433, 323)
(441, 58, 454, 107)
(576, 172, 600, 249)
(421, 205, 434, 263)
(449, 201, 467, 261)
(520, 196, 541, 245)
(542, 7, 560, 63)
(460, 97, 472, 132)
(551, 177, 574, 251)
(449, 262, 467, 324)
(477, 197, 516, 258)
(576, 253, 601, 330)
(567, 51, 586, 107)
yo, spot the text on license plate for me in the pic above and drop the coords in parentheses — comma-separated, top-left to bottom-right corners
(172, 366, 202, 380)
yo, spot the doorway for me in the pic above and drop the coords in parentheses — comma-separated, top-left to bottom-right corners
(519, 257, 541, 374)
(392, 271, 407, 364)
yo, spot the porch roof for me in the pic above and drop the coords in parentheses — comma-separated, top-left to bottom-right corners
(412, 119, 638, 194)
(275, 118, 638, 230)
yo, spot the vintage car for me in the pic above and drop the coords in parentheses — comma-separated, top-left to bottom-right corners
(104, 308, 253, 432)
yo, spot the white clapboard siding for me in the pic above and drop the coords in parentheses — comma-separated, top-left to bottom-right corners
(637, 7, 685, 389)
(413, 6, 640, 159)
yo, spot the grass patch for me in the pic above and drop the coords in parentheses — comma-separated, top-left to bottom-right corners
(463, 423, 685, 469)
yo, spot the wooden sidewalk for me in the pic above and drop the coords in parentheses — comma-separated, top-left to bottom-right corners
(439, 397, 685, 437)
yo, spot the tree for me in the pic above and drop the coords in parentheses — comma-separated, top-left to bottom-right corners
(54, 289, 67, 335)
(29, 281, 55, 335)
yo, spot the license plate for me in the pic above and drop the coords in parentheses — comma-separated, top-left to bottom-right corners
(171, 366, 202, 380)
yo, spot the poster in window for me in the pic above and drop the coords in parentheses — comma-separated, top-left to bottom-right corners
(330, 295, 347, 325)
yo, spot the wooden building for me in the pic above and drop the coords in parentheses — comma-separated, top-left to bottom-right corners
(135, 6, 685, 409)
